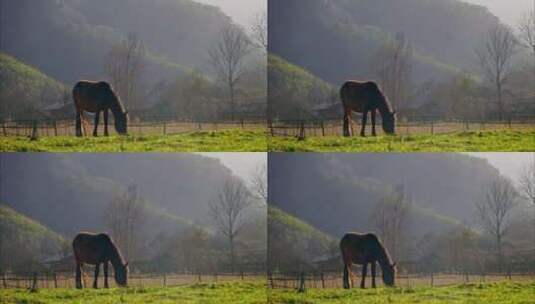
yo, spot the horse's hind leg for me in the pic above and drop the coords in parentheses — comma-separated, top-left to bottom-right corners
(76, 111, 83, 137)
(75, 262, 83, 289)
(371, 110, 377, 136)
(343, 263, 350, 289)
(93, 263, 100, 289)
(360, 111, 368, 137)
(343, 108, 350, 137)
(93, 111, 100, 137)
(361, 263, 368, 289)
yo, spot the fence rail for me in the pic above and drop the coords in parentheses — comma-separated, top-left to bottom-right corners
(0, 271, 266, 289)
(268, 117, 535, 138)
(268, 271, 535, 291)
(0, 117, 267, 137)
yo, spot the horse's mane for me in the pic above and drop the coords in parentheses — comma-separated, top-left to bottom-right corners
(368, 82, 394, 114)
(102, 233, 126, 265)
(100, 82, 126, 114)
(371, 233, 393, 266)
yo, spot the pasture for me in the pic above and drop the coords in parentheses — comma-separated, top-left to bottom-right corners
(0, 129, 267, 152)
(0, 281, 266, 304)
(269, 128, 535, 152)
(269, 281, 535, 304)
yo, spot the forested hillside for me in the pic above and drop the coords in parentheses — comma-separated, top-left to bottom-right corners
(0, 53, 67, 120)
(0, 205, 68, 272)
(269, 153, 499, 238)
(0, 0, 231, 83)
(269, 0, 498, 85)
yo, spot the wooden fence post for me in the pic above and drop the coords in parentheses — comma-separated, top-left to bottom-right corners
(2, 122, 6, 136)
(30, 121, 38, 140)
(198, 273, 201, 282)
(163, 122, 167, 135)
(53, 272, 58, 288)
(298, 272, 305, 293)
(29, 272, 38, 292)
(53, 120, 58, 136)
(321, 121, 325, 137)
(298, 122, 305, 141)
(320, 273, 325, 288)
(163, 273, 167, 287)
(430, 272, 434, 287)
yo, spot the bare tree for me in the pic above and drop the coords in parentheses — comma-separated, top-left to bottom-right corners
(475, 175, 518, 272)
(519, 9, 535, 107)
(374, 32, 413, 112)
(371, 184, 411, 260)
(250, 163, 267, 204)
(106, 183, 147, 261)
(209, 24, 252, 120)
(476, 25, 518, 121)
(519, 154, 535, 269)
(208, 177, 252, 272)
(250, 11, 267, 51)
(106, 33, 145, 111)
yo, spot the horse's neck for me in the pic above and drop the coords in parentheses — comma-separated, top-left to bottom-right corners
(376, 246, 391, 267)
(376, 100, 392, 116)
(108, 99, 124, 116)
(107, 244, 124, 268)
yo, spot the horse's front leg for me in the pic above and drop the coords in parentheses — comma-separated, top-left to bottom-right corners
(371, 262, 377, 288)
(76, 111, 83, 137)
(103, 110, 109, 136)
(103, 262, 109, 288)
(93, 263, 100, 289)
(93, 111, 100, 137)
(371, 110, 377, 136)
(75, 262, 83, 289)
(360, 111, 368, 137)
(360, 263, 368, 289)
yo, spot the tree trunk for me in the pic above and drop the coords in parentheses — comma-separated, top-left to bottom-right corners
(229, 234, 235, 273)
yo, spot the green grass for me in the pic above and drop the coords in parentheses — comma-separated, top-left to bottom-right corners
(269, 129, 535, 152)
(269, 281, 535, 304)
(0, 129, 267, 152)
(1, 281, 266, 304)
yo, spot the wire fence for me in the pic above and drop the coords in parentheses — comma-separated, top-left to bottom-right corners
(268, 270, 535, 291)
(268, 116, 535, 138)
(0, 117, 267, 137)
(0, 271, 266, 290)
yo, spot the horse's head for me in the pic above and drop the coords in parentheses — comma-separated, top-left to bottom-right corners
(114, 110, 128, 135)
(382, 111, 396, 135)
(115, 262, 129, 287)
(382, 262, 396, 286)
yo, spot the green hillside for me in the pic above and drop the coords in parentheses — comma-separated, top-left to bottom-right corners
(0, 52, 66, 120)
(268, 54, 335, 119)
(268, 206, 337, 272)
(0, 205, 67, 271)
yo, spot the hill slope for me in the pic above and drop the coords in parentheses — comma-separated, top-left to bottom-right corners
(0, 205, 67, 271)
(268, 153, 499, 239)
(269, 0, 500, 92)
(0, 52, 66, 119)
(0, 0, 235, 84)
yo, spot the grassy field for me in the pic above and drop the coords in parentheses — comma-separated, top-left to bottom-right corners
(1, 281, 266, 304)
(0, 129, 267, 152)
(269, 129, 535, 152)
(269, 281, 535, 304)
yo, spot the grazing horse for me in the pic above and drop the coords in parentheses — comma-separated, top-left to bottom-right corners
(340, 232, 396, 289)
(340, 81, 396, 137)
(72, 81, 128, 137)
(72, 232, 128, 289)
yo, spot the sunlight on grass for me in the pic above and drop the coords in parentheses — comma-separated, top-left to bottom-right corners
(0, 129, 267, 152)
(269, 129, 535, 152)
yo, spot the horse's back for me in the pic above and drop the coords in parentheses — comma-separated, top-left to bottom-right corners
(340, 81, 382, 111)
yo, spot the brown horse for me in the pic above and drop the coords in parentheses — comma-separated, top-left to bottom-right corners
(340, 81, 396, 137)
(73, 81, 128, 137)
(72, 232, 128, 289)
(340, 232, 396, 289)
